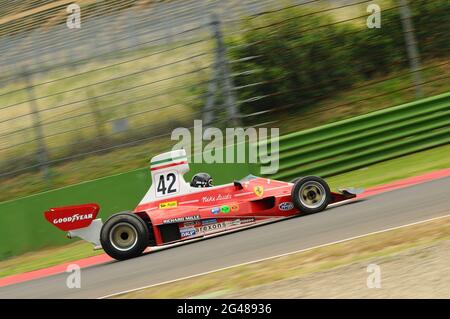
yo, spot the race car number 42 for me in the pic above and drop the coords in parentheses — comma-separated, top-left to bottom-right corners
(155, 171, 180, 197)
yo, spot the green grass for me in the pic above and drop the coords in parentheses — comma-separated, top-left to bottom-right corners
(0, 241, 102, 279)
(326, 143, 450, 190)
(0, 143, 449, 279)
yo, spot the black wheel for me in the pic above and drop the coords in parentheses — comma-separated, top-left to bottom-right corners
(100, 213, 150, 261)
(291, 176, 331, 214)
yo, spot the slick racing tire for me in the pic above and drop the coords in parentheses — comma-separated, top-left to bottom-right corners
(291, 176, 331, 214)
(100, 212, 150, 261)
(290, 177, 303, 184)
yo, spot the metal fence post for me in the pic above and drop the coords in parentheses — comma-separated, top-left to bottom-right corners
(203, 13, 240, 127)
(398, 0, 423, 99)
(87, 89, 106, 138)
(23, 70, 51, 181)
(202, 70, 218, 126)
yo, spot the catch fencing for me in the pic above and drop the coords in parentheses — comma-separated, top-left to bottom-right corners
(0, 0, 448, 196)
(0, 0, 284, 180)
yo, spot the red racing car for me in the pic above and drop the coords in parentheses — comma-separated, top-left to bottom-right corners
(45, 149, 362, 260)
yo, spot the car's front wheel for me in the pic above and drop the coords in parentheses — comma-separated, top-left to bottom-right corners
(100, 213, 149, 260)
(291, 176, 331, 214)
(289, 176, 303, 184)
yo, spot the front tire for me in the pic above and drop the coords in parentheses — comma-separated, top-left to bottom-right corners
(291, 176, 331, 214)
(289, 177, 303, 184)
(100, 213, 149, 261)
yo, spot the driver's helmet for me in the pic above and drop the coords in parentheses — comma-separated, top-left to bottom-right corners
(190, 172, 213, 188)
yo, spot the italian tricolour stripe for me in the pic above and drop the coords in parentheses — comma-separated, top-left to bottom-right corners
(150, 154, 188, 171)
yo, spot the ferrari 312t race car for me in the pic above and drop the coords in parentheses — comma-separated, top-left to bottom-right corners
(44, 149, 363, 260)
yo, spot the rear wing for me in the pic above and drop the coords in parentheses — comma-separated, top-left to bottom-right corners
(44, 203, 103, 249)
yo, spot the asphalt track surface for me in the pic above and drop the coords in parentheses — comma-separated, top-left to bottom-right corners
(1, 176, 449, 298)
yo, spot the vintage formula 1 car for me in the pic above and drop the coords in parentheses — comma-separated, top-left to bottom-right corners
(44, 149, 362, 260)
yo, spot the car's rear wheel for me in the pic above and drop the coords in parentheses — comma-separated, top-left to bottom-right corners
(291, 176, 331, 214)
(100, 213, 149, 260)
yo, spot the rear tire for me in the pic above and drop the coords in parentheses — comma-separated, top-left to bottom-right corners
(291, 176, 331, 214)
(100, 213, 149, 261)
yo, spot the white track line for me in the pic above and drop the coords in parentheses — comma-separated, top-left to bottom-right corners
(98, 213, 450, 299)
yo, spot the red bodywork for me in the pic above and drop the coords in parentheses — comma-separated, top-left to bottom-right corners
(44, 203, 100, 232)
(44, 176, 356, 248)
(133, 176, 354, 246)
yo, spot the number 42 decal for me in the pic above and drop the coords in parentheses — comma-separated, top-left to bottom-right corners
(155, 172, 179, 197)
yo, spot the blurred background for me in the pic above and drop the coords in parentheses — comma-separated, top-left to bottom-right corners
(0, 1, 449, 296)
(0, 0, 448, 202)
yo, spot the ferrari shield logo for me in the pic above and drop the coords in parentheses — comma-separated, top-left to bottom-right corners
(254, 185, 264, 197)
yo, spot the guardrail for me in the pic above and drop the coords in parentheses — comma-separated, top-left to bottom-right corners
(272, 92, 450, 181)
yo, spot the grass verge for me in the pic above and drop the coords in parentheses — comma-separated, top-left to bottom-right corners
(112, 215, 450, 298)
(0, 143, 449, 279)
(0, 241, 102, 279)
(326, 142, 450, 190)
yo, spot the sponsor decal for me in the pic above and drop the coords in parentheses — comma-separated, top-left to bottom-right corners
(254, 185, 264, 197)
(159, 201, 178, 209)
(163, 215, 201, 224)
(183, 221, 196, 227)
(211, 207, 220, 214)
(225, 219, 241, 227)
(201, 194, 232, 203)
(180, 227, 196, 238)
(45, 204, 99, 232)
(231, 203, 239, 212)
(220, 205, 231, 214)
(202, 218, 217, 225)
(279, 202, 294, 211)
(195, 217, 256, 234)
(196, 222, 226, 233)
(53, 213, 93, 224)
(226, 218, 254, 225)
(240, 217, 255, 224)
